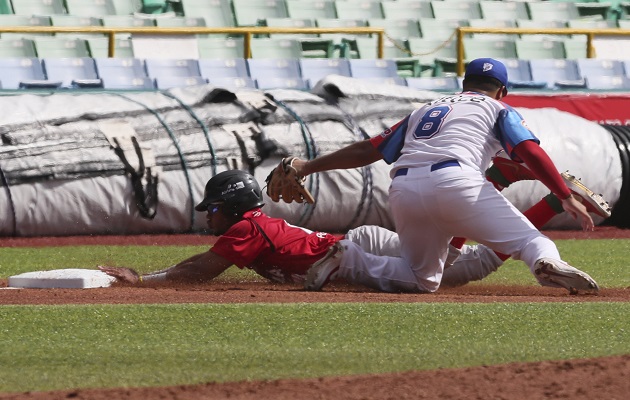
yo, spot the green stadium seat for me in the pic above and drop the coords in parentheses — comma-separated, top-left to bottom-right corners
(468, 19, 517, 40)
(562, 37, 588, 59)
(33, 38, 91, 58)
(180, 0, 235, 28)
(85, 37, 134, 58)
(316, 18, 369, 57)
(463, 37, 517, 61)
(567, 19, 617, 29)
(286, 0, 337, 20)
(262, 17, 317, 38)
(249, 38, 304, 58)
(154, 16, 206, 27)
(335, 1, 384, 20)
(0, 15, 52, 39)
(367, 18, 422, 41)
(111, 0, 142, 15)
(232, 0, 288, 27)
(197, 37, 246, 59)
(64, 0, 117, 17)
(418, 18, 469, 41)
(11, 0, 66, 15)
(430, 1, 482, 20)
(406, 37, 458, 77)
(515, 38, 566, 59)
(527, 2, 581, 23)
(381, 1, 434, 20)
(515, 19, 568, 41)
(101, 15, 155, 28)
(0, 0, 12, 14)
(49, 15, 104, 39)
(479, 1, 529, 21)
(0, 39, 38, 58)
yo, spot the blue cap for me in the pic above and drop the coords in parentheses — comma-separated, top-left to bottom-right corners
(464, 58, 508, 88)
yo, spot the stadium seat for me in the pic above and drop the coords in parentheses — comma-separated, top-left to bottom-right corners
(110, 0, 141, 15)
(468, 19, 517, 40)
(381, 1, 434, 20)
(515, 38, 565, 59)
(0, 0, 12, 14)
(576, 58, 626, 80)
(247, 58, 302, 81)
(102, 15, 155, 28)
(154, 16, 206, 28)
(0, 57, 62, 89)
(418, 18, 469, 41)
(64, 0, 117, 17)
(249, 38, 304, 59)
(180, 0, 235, 28)
(197, 37, 246, 59)
(315, 18, 368, 57)
(94, 57, 149, 89)
(197, 58, 249, 79)
(463, 38, 517, 61)
(0, 39, 38, 58)
(10, 0, 66, 15)
(585, 75, 630, 90)
(298, 58, 351, 86)
(430, 1, 482, 20)
(262, 17, 316, 38)
(367, 19, 422, 41)
(86, 37, 134, 58)
(232, 0, 288, 27)
(0, 15, 52, 40)
(515, 20, 568, 41)
(335, 1, 384, 20)
(352, 76, 407, 86)
(42, 57, 103, 88)
(153, 75, 207, 89)
(405, 76, 459, 91)
(529, 59, 586, 90)
(348, 58, 399, 79)
(527, 2, 581, 23)
(286, 0, 337, 20)
(479, 1, 529, 21)
(406, 37, 458, 76)
(33, 38, 91, 58)
(563, 38, 588, 59)
(567, 19, 618, 29)
(49, 15, 104, 39)
(496, 58, 547, 89)
(144, 58, 202, 82)
(255, 76, 309, 90)
(208, 76, 257, 89)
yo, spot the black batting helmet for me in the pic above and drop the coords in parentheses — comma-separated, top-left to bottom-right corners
(194, 170, 264, 216)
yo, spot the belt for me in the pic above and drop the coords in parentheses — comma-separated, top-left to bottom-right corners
(394, 159, 460, 178)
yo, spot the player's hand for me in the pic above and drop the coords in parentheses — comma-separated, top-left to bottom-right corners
(98, 266, 141, 284)
(561, 195, 595, 232)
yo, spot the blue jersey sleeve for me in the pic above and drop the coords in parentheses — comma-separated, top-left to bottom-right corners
(373, 115, 410, 164)
(494, 106, 540, 159)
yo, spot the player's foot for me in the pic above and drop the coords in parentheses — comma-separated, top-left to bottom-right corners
(485, 157, 536, 190)
(305, 243, 344, 291)
(534, 258, 599, 294)
(561, 171, 612, 218)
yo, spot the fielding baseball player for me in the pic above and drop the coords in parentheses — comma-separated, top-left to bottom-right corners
(289, 58, 600, 294)
(99, 167, 609, 292)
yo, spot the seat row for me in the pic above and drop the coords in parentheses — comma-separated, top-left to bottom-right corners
(2, 56, 630, 92)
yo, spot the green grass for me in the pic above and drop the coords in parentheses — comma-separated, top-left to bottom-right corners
(0, 239, 628, 393)
(0, 303, 628, 393)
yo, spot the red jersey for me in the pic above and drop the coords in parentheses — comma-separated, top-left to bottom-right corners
(210, 208, 342, 283)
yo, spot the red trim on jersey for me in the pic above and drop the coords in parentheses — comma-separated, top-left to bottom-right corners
(210, 209, 341, 283)
(512, 141, 571, 199)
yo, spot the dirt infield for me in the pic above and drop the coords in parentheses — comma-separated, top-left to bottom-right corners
(1, 227, 628, 400)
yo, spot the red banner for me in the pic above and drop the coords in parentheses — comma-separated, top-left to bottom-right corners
(503, 93, 630, 126)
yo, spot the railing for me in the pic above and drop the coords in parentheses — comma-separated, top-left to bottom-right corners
(0, 26, 386, 58)
(456, 27, 630, 76)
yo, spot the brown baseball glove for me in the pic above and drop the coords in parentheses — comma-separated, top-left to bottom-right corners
(265, 157, 315, 204)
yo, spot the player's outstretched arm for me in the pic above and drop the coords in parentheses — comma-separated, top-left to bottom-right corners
(293, 140, 383, 177)
(99, 250, 234, 285)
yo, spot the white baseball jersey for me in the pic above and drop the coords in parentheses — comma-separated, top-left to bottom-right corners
(370, 91, 539, 175)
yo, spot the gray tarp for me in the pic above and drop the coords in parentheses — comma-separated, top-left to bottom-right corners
(0, 76, 620, 236)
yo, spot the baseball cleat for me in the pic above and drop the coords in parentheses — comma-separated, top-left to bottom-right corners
(485, 157, 536, 190)
(305, 243, 344, 291)
(534, 258, 599, 294)
(561, 171, 612, 218)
